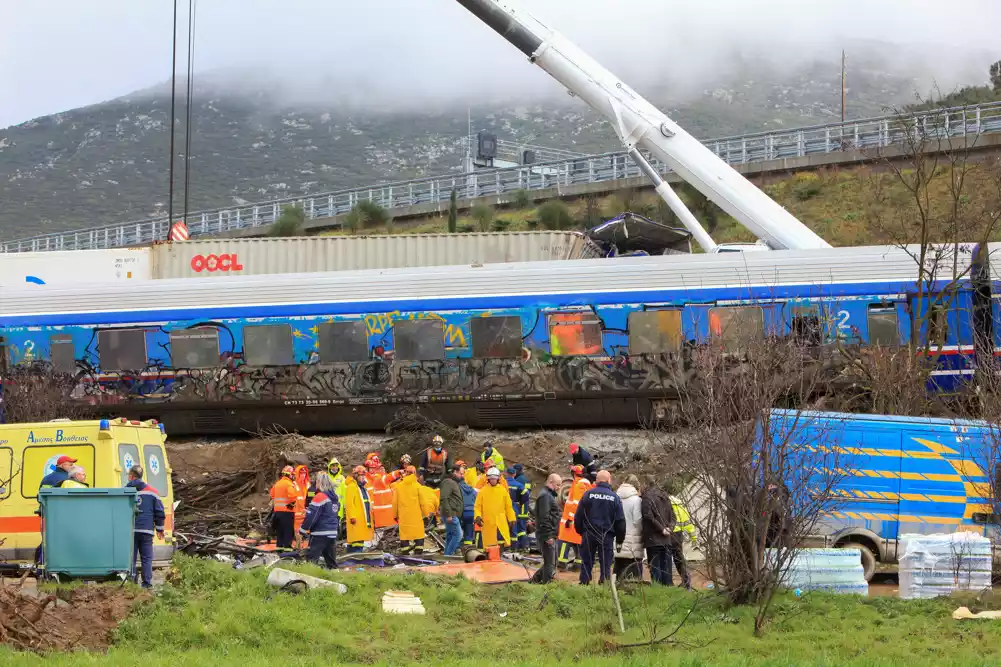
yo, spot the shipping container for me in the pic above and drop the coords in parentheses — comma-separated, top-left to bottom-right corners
(149, 231, 602, 279)
(0, 248, 151, 286)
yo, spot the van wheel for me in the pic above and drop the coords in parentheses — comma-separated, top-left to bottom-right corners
(842, 542, 876, 581)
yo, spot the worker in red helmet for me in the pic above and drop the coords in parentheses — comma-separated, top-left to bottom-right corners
(364, 454, 403, 548)
(569, 443, 598, 483)
(269, 465, 299, 552)
(557, 464, 592, 568)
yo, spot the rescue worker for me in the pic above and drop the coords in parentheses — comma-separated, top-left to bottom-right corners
(505, 467, 529, 551)
(438, 464, 465, 555)
(461, 459, 479, 488)
(62, 466, 89, 488)
(392, 466, 430, 554)
(641, 482, 677, 586)
(480, 441, 505, 472)
(398, 454, 413, 473)
(269, 465, 299, 552)
(513, 464, 532, 551)
(364, 454, 402, 547)
(574, 470, 625, 586)
(344, 466, 374, 553)
(668, 492, 695, 589)
(418, 435, 451, 489)
(328, 457, 347, 521)
(455, 462, 478, 546)
(127, 465, 165, 589)
(557, 465, 591, 568)
(473, 467, 516, 549)
(568, 443, 598, 483)
(530, 473, 562, 584)
(299, 471, 340, 569)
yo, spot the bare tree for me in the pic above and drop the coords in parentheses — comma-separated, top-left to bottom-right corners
(654, 338, 853, 635)
(0, 366, 90, 424)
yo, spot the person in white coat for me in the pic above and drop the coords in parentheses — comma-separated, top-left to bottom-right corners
(613, 475, 645, 580)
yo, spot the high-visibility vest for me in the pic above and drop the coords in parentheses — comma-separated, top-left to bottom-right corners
(557, 477, 591, 544)
(669, 495, 696, 540)
(426, 449, 448, 475)
(270, 478, 299, 513)
(366, 469, 400, 529)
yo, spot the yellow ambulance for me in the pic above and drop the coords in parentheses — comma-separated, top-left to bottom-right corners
(0, 417, 175, 563)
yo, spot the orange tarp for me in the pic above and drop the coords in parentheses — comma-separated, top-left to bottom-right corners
(417, 560, 534, 584)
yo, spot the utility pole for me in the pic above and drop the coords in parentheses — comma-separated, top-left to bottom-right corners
(841, 50, 847, 123)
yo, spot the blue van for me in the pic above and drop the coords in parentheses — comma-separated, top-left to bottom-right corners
(767, 409, 998, 580)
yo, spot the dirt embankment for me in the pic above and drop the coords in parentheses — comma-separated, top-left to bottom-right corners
(0, 580, 148, 653)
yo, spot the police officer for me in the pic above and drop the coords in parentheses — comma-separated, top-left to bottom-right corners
(573, 470, 625, 585)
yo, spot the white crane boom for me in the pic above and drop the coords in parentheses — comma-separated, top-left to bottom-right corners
(453, 0, 832, 252)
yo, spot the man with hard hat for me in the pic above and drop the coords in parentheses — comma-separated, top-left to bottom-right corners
(269, 465, 299, 552)
(557, 464, 592, 568)
(474, 467, 516, 550)
(419, 434, 451, 489)
(344, 466, 374, 553)
(363, 453, 402, 547)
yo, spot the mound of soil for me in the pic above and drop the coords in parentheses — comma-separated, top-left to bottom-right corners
(0, 580, 149, 653)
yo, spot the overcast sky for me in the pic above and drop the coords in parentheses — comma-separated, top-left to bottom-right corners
(1, 0, 998, 128)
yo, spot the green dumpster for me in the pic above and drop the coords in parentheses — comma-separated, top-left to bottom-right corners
(38, 488, 138, 579)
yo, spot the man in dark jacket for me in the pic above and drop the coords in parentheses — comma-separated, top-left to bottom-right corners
(35, 455, 77, 565)
(126, 465, 166, 588)
(300, 471, 340, 568)
(641, 483, 677, 586)
(568, 443, 598, 482)
(574, 470, 625, 585)
(438, 465, 465, 556)
(530, 473, 562, 584)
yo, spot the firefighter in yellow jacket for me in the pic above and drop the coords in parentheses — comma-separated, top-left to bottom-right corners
(392, 466, 430, 554)
(474, 467, 516, 549)
(344, 466, 374, 552)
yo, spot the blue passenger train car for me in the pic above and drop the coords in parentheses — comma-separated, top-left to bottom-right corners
(0, 244, 996, 434)
(769, 409, 998, 580)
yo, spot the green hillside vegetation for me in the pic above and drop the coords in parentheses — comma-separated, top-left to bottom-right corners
(319, 161, 1001, 248)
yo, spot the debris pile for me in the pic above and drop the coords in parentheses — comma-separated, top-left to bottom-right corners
(0, 577, 147, 653)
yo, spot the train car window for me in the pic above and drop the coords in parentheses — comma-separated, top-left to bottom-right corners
(98, 329, 148, 371)
(928, 303, 950, 345)
(708, 307, 764, 352)
(49, 334, 77, 374)
(867, 305, 899, 347)
(790, 306, 822, 345)
(243, 325, 295, 366)
(170, 329, 221, 368)
(394, 320, 445, 361)
(471, 316, 522, 359)
(628, 311, 682, 354)
(318, 321, 370, 362)
(549, 312, 603, 356)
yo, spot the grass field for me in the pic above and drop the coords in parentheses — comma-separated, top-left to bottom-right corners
(4, 556, 1001, 667)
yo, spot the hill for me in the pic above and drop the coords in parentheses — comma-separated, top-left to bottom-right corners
(0, 47, 989, 241)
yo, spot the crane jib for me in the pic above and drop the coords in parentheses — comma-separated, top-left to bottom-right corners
(454, 0, 543, 58)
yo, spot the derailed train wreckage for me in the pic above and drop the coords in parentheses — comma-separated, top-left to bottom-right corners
(1, 0, 997, 434)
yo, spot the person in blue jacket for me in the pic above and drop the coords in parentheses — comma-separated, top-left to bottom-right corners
(34, 455, 78, 565)
(126, 465, 165, 589)
(299, 471, 340, 569)
(506, 466, 531, 551)
(574, 470, 626, 586)
(456, 461, 478, 547)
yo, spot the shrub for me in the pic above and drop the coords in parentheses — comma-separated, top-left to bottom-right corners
(268, 204, 305, 237)
(511, 189, 532, 208)
(791, 172, 823, 201)
(471, 204, 494, 232)
(538, 200, 574, 230)
(342, 200, 391, 234)
(491, 218, 511, 232)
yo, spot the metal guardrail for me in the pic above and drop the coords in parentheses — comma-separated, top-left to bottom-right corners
(5, 101, 1001, 253)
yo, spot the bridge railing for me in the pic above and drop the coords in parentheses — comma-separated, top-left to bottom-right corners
(4, 101, 1001, 253)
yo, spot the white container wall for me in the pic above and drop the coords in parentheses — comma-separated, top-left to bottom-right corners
(149, 232, 602, 279)
(0, 248, 151, 286)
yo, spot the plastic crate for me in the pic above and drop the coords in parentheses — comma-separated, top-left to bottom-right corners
(39, 488, 137, 578)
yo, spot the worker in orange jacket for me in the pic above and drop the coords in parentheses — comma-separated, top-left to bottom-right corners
(557, 465, 592, 568)
(269, 465, 299, 552)
(363, 454, 403, 547)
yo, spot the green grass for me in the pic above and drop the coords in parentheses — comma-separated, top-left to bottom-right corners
(4, 556, 1001, 666)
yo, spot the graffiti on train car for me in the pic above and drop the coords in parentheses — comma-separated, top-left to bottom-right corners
(0, 292, 979, 408)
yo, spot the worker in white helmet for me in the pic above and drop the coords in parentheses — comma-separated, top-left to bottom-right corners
(473, 467, 516, 549)
(419, 434, 451, 489)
